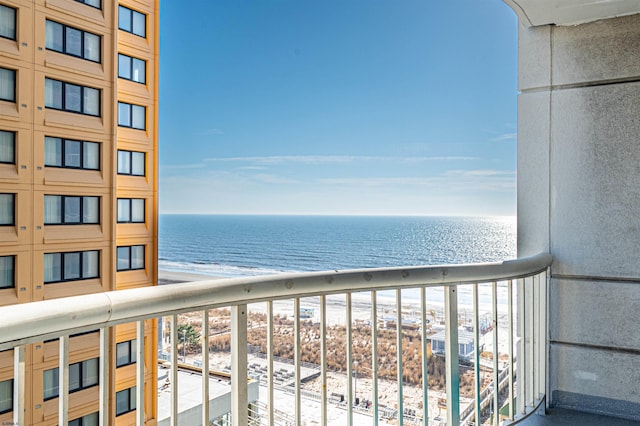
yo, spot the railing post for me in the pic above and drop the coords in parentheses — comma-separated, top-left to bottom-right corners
(267, 301, 275, 426)
(527, 276, 535, 407)
(420, 288, 429, 426)
(170, 315, 179, 426)
(202, 310, 210, 426)
(396, 289, 404, 426)
(136, 320, 145, 426)
(58, 335, 69, 426)
(492, 282, 499, 426)
(320, 295, 327, 426)
(538, 271, 547, 406)
(294, 298, 301, 425)
(371, 291, 379, 425)
(445, 285, 460, 426)
(534, 273, 540, 400)
(473, 284, 481, 426)
(508, 280, 515, 420)
(231, 304, 248, 425)
(99, 328, 110, 426)
(517, 278, 525, 415)
(13, 345, 24, 426)
(544, 270, 550, 411)
(346, 293, 353, 426)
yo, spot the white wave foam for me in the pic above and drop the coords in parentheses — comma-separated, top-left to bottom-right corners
(158, 259, 289, 278)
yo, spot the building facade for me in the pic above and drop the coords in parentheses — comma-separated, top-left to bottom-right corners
(0, 0, 159, 424)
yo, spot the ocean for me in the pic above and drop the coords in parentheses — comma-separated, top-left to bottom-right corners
(158, 214, 516, 278)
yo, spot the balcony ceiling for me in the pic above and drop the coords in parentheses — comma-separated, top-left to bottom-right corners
(504, 0, 640, 26)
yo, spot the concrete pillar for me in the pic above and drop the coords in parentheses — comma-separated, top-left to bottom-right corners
(517, 13, 640, 420)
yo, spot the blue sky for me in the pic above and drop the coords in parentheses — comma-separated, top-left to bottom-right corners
(159, 1, 518, 216)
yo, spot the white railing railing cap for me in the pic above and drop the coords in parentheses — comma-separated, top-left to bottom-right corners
(0, 253, 550, 349)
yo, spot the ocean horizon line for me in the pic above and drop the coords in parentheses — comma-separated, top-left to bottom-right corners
(159, 212, 516, 219)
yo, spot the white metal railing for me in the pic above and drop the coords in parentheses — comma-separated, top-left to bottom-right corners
(0, 253, 551, 426)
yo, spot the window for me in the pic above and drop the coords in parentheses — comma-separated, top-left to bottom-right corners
(45, 137, 99, 170)
(43, 367, 58, 400)
(43, 358, 99, 400)
(116, 246, 144, 271)
(45, 78, 100, 116)
(117, 102, 145, 130)
(44, 329, 98, 344)
(0, 193, 14, 225)
(0, 379, 12, 414)
(116, 339, 137, 367)
(0, 67, 15, 102)
(69, 358, 98, 393)
(69, 412, 98, 426)
(0, 255, 14, 289)
(44, 195, 99, 225)
(118, 54, 146, 84)
(45, 20, 101, 63)
(0, 5, 16, 40)
(118, 6, 145, 37)
(75, 0, 100, 9)
(117, 150, 145, 176)
(0, 130, 13, 164)
(44, 250, 99, 284)
(117, 199, 144, 223)
(116, 386, 136, 416)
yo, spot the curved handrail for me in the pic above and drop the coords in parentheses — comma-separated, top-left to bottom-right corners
(0, 253, 550, 350)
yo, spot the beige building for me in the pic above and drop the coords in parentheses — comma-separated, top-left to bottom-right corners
(0, 0, 159, 424)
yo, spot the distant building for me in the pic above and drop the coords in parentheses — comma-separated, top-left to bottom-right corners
(381, 316, 421, 330)
(430, 329, 475, 360)
(157, 367, 259, 426)
(299, 307, 314, 318)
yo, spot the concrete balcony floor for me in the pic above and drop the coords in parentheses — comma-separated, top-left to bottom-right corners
(522, 408, 640, 425)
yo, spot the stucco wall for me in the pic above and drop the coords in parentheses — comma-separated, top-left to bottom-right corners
(517, 13, 640, 420)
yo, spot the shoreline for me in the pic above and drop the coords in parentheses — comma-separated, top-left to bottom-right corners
(158, 269, 224, 285)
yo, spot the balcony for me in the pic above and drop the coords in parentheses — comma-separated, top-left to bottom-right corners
(1, 253, 554, 425)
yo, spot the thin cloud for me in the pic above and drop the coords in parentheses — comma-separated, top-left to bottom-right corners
(253, 174, 300, 184)
(203, 155, 370, 164)
(490, 132, 517, 142)
(318, 177, 440, 186)
(160, 163, 207, 171)
(318, 170, 515, 191)
(237, 166, 267, 171)
(403, 156, 476, 163)
(445, 169, 515, 177)
(203, 155, 476, 165)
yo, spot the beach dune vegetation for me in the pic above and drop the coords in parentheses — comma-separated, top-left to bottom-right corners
(176, 309, 481, 395)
